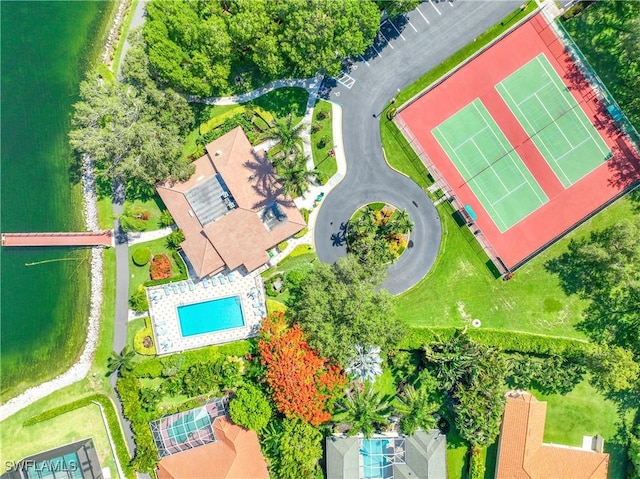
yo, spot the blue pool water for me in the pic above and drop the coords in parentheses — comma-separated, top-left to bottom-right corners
(361, 438, 391, 479)
(24, 452, 82, 479)
(178, 296, 245, 337)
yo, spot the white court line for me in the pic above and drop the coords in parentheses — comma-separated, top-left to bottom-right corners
(453, 125, 491, 151)
(516, 79, 554, 106)
(472, 100, 548, 204)
(407, 19, 418, 32)
(435, 127, 509, 231)
(471, 138, 511, 194)
(385, 19, 405, 40)
(416, 6, 430, 23)
(538, 56, 610, 157)
(429, 0, 442, 15)
(378, 30, 394, 49)
(535, 93, 575, 149)
(497, 84, 569, 186)
(554, 137, 591, 163)
(492, 182, 529, 205)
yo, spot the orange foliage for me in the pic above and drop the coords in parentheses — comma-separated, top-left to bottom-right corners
(258, 312, 346, 426)
(150, 254, 172, 280)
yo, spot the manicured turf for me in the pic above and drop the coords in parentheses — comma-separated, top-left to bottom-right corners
(122, 194, 168, 232)
(128, 237, 182, 296)
(311, 100, 337, 178)
(0, 405, 117, 473)
(395, 196, 636, 338)
(536, 380, 627, 478)
(432, 99, 547, 231)
(496, 54, 610, 187)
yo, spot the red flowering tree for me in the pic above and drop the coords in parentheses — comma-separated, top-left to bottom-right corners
(258, 312, 346, 426)
(150, 254, 172, 280)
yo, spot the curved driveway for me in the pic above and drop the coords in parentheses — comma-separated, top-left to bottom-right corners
(314, 1, 519, 294)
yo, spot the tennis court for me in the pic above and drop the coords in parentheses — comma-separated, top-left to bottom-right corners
(432, 99, 548, 232)
(496, 54, 611, 188)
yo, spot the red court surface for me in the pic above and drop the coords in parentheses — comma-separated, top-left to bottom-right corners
(398, 12, 640, 270)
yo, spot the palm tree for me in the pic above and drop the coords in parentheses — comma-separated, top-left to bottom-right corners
(277, 163, 309, 198)
(385, 209, 414, 236)
(267, 114, 304, 156)
(394, 384, 438, 435)
(107, 346, 135, 375)
(346, 345, 383, 383)
(333, 383, 391, 438)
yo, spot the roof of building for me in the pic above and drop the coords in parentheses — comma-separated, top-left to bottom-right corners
(157, 127, 305, 277)
(156, 416, 269, 479)
(495, 392, 610, 479)
(326, 430, 447, 479)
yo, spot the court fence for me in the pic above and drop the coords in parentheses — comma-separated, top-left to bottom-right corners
(551, 19, 640, 154)
(393, 115, 510, 278)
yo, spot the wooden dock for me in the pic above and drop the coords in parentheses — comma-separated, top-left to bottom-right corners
(1, 230, 113, 247)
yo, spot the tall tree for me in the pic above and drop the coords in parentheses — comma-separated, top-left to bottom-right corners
(394, 383, 439, 435)
(261, 418, 323, 479)
(288, 255, 402, 366)
(375, 0, 421, 19)
(258, 312, 345, 426)
(229, 384, 272, 433)
(333, 383, 391, 438)
(107, 347, 135, 375)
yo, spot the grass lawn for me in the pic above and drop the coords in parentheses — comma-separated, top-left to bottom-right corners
(128, 237, 181, 296)
(127, 316, 145, 350)
(396, 197, 637, 337)
(122, 194, 168, 232)
(536, 379, 628, 478)
(562, 1, 640, 131)
(311, 100, 337, 179)
(185, 87, 309, 159)
(1, 405, 117, 474)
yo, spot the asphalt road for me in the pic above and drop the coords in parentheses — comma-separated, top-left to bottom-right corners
(314, 1, 520, 294)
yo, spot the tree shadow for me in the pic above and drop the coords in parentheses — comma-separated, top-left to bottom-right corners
(607, 135, 640, 190)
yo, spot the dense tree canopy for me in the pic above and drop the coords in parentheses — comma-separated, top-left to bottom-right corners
(69, 43, 194, 186)
(258, 312, 345, 426)
(143, 0, 381, 96)
(229, 384, 272, 433)
(288, 255, 403, 366)
(424, 330, 507, 448)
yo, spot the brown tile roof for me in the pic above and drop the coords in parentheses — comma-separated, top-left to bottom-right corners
(157, 416, 269, 479)
(495, 392, 609, 479)
(156, 128, 305, 277)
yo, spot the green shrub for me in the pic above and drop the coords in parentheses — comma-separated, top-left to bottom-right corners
(399, 327, 592, 359)
(265, 274, 285, 297)
(134, 317, 156, 355)
(166, 229, 185, 249)
(316, 109, 329, 121)
(315, 171, 329, 185)
(289, 244, 313, 257)
(301, 208, 310, 223)
(310, 121, 322, 134)
(253, 106, 274, 126)
(199, 106, 245, 134)
(468, 448, 485, 479)
(119, 215, 146, 233)
(159, 210, 174, 227)
(132, 247, 151, 266)
(293, 227, 309, 239)
(23, 394, 135, 479)
(132, 358, 163, 378)
(252, 115, 270, 132)
(130, 284, 149, 313)
(317, 136, 329, 149)
(277, 241, 289, 252)
(229, 384, 272, 433)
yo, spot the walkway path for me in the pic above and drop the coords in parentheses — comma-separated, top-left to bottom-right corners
(2, 230, 113, 247)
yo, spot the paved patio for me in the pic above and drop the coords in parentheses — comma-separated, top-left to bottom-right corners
(146, 269, 266, 355)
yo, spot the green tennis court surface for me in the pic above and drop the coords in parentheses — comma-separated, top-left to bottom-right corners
(432, 100, 548, 232)
(496, 54, 610, 188)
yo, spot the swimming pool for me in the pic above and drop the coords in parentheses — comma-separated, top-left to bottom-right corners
(177, 296, 245, 337)
(24, 452, 82, 479)
(361, 438, 390, 479)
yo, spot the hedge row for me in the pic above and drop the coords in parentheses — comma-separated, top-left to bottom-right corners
(132, 340, 254, 378)
(23, 393, 134, 479)
(293, 227, 309, 239)
(399, 327, 592, 358)
(199, 105, 244, 134)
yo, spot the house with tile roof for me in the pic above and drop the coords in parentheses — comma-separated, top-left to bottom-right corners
(151, 399, 269, 479)
(495, 391, 609, 479)
(156, 127, 306, 278)
(326, 430, 447, 479)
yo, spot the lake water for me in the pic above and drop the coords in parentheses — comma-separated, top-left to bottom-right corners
(1, 1, 114, 400)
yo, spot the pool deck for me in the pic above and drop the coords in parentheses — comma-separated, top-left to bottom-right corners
(146, 269, 266, 355)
